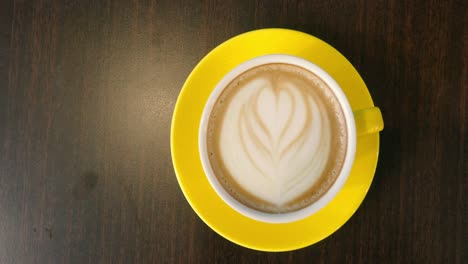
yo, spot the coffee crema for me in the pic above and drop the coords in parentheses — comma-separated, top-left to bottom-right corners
(206, 63, 347, 213)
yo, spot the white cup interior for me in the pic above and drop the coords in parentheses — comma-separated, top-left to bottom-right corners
(199, 54, 356, 223)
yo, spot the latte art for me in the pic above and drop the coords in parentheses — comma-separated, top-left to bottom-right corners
(207, 63, 347, 213)
(230, 76, 331, 205)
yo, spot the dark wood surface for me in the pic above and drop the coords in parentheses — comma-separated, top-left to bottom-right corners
(0, 0, 466, 263)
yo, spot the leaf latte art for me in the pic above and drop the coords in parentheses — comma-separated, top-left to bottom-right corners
(207, 63, 347, 213)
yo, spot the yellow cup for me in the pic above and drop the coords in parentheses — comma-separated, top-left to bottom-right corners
(198, 54, 384, 223)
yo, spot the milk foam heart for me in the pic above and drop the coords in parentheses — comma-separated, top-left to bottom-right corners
(206, 63, 347, 213)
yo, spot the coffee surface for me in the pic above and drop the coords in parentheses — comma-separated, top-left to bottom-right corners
(206, 63, 347, 213)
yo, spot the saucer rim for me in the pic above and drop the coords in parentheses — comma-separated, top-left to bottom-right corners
(170, 28, 380, 252)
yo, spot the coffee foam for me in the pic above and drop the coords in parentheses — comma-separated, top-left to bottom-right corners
(207, 63, 347, 213)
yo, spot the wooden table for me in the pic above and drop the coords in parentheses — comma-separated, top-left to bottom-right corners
(0, 0, 465, 263)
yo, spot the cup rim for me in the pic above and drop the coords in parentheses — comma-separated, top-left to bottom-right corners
(198, 54, 357, 223)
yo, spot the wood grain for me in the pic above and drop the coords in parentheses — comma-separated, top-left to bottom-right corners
(0, 0, 466, 263)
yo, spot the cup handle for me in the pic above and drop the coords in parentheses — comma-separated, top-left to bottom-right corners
(353, 107, 384, 136)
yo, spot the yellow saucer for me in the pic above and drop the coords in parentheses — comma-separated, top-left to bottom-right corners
(171, 29, 380, 251)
